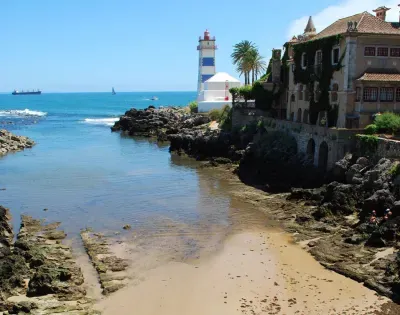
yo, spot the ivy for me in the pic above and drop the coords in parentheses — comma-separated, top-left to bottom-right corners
(355, 134, 379, 157)
(292, 35, 345, 126)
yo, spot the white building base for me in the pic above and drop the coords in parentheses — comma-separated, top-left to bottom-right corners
(198, 101, 232, 112)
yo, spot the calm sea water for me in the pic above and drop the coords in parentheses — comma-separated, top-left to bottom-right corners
(0, 92, 265, 239)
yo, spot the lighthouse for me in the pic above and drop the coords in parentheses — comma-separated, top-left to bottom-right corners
(197, 30, 217, 98)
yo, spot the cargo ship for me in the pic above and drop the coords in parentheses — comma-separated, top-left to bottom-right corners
(12, 89, 41, 95)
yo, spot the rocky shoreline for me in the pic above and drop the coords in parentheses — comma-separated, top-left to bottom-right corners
(0, 207, 98, 314)
(111, 106, 400, 302)
(0, 130, 34, 157)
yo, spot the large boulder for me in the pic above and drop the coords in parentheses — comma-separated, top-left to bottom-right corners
(321, 182, 359, 215)
(362, 189, 395, 217)
(332, 155, 351, 182)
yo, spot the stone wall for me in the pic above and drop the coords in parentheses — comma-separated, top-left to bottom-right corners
(232, 108, 361, 169)
(355, 137, 400, 161)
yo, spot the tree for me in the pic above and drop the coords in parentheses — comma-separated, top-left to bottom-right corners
(231, 41, 266, 85)
(231, 40, 255, 85)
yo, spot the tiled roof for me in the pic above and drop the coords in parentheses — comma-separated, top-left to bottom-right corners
(357, 73, 400, 82)
(305, 11, 400, 41)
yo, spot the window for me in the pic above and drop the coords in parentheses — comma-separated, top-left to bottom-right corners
(396, 88, 400, 101)
(315, 50, 322, 65)
(364, 47, 376, 56)
(332, 47, 340, 64)
(356, 87, 361, 101)
(391, 48, 400, 57)
(363, 87, 378, 101)
(301, 53, 307, 68)
(291, 94, 295, 102)
(298, 85, 303, 100)
(380, 87, 394, 101)
(377, 47, 389, 57)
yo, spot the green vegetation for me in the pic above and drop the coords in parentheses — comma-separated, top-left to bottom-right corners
(389, 162, 400, 177)
(364, 124, 378, 135)
(375, 112, 400, 134)
(230, 83, 280, 111)
(231, 41, 266, 85)
(188, 101, 198, 113)
(356, 134, 379, 156)
(293, 35, 345, 126)
(208, 105, 232, 130)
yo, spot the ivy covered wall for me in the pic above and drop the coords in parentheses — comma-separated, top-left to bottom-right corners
(292, 35, 345, 126)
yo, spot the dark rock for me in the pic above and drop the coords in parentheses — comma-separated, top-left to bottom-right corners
(345, 164, 363, 184)
(356, 157, 370, 167)
(332, 156, 351, 182)
(362, 189, 395, 217)
(11, 301, 38, 314)
(288, 187, 325, 202)
(123, 224, 131, 230)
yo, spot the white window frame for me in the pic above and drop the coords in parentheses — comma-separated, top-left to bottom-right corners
(376, 46, 389, 58)
(331, 46, 340, 65)
(301, 53, 307, 69)
(315, 50, 322, 65)
(364, 46, 376, 57)
(390, 47, 400, 58)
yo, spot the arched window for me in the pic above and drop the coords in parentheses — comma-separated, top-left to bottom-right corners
(290, 112, 295, 121)
(297, 108, 302, 122)
(301, 53, 307, 69)
(291, 94, 295, 102)
(303, 109, 309, 123)
(318, 142, 329, 171)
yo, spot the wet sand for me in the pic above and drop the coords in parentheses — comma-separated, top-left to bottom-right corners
(94, 229, 394, 315)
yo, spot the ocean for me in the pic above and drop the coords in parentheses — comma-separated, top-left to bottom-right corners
(0, 92, 265, 242)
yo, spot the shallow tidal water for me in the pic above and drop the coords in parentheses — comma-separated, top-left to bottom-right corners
(0, 92, 267, 243)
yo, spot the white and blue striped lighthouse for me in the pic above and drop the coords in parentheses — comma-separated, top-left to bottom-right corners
(197, 30, 217, 99)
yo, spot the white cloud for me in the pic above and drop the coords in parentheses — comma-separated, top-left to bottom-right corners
(287, 0, 400, 40)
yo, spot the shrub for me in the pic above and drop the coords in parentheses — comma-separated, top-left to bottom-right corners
(219, 105, 232, 130)
(375, 112, 400, 134)
(188, 101, 198, 113)
(364, 124, 377, 135)
(389, 163, 400, 177)
(208, 109, 221, 121)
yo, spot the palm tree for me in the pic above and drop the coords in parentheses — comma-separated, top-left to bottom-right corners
(251, 51, 267, 82)
(231, 40, 256, 85)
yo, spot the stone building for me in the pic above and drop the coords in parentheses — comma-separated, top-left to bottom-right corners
(285, 6, 400, 129)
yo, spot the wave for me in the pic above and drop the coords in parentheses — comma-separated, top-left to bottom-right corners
(83, 117, 119, 126)
(0, 109, 47, 117)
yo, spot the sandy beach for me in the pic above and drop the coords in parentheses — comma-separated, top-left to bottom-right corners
(94, 229, 397, 315)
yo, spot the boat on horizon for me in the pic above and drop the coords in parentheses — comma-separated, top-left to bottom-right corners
(12, 89, 41, 95)
(112, 87, 116, 95)
(150, 96, 158, 101)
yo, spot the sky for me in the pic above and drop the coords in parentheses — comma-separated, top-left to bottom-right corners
(1, 0, 399, 92)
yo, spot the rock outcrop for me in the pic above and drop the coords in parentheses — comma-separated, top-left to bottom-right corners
(0, 129, 34, 156)
(0, 209, 97, 314)
(81, 230, 130, 295)
(111, 106, 210, 139)
(288, 156, 400, 300)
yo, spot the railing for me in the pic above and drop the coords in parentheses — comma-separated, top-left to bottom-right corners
(197, 45, 218, 50)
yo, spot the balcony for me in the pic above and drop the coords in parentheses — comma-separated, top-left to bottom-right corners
(197, 45, 218, 50)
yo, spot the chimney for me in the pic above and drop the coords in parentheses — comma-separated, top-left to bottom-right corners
(373, 6, 391, 21)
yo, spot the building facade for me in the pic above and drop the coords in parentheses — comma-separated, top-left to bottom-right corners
(285, 6, 400, 129)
